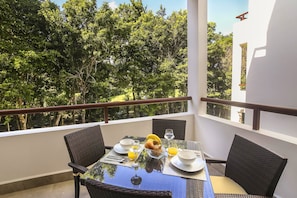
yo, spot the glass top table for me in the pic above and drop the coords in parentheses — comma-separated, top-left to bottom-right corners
(81, 137, 214, 198)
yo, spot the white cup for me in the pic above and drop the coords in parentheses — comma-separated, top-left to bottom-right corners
(119, 138, 134, 150)
(178, 150, 196, 165)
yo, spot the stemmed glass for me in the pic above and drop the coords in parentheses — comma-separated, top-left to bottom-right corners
(129, 140, 142, 186)
(164, 128, 175, 147)
(130, 162, 142, 186)
(164, 129, 178, 156)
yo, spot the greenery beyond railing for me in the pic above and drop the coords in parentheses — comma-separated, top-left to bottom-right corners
(0, 97, 192, 132)
(1, 1, 233, 133)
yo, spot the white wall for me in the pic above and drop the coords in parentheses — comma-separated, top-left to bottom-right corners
(0, 113, 194, 185)
(231, 19, 248, 122)
(246, 0, 297, 136)
(231, 0, 297, 134)
(0, 125, 91, 185)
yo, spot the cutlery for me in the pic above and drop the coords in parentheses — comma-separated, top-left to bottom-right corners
(106, 155, 124, 160)
(104, 157, 126, 163)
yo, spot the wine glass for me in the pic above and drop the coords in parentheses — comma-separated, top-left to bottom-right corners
(130, 162, 142, 186)
(164, 128, 175, 147)
(128, 140, 142, 185)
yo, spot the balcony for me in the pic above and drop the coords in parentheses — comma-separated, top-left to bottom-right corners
(1, 0, 297, 198)
(1, 96, 297, 197)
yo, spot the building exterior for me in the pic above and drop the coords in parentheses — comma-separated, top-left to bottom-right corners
(232, 0, 297, 134)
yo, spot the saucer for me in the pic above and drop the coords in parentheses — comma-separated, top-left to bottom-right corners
(171, 155, 204, 172)
(113, 143, 129, 154)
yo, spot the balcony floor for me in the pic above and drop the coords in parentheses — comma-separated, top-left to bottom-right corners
(0, 180, 90, 198)
(0, 164, 224, 198)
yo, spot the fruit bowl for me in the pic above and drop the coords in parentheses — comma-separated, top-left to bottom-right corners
(144, 133, 164, 159)
(146, 147, 165, 159)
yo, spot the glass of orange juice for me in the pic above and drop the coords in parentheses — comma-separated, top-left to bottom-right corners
(167, 147, 178, 156)
(128, 140, 140, 161)
(128, 149, 137, 161)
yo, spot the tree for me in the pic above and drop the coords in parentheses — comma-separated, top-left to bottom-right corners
(2, 0, 220, 131)
(164, 10, 188, 98)
(112, 0, 148, 101)
(0, 0, 60, 130)
(207, 22, 232, 118)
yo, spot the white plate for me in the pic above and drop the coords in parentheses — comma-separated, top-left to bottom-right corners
(113, 143, 129, 154)
(171, 155, 205, 172)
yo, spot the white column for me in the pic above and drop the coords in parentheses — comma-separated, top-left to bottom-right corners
(187, 0, 207, 115)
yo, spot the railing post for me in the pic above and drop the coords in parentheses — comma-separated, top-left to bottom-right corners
(104, 107, 109, 123)
(253, 108, 260, 130)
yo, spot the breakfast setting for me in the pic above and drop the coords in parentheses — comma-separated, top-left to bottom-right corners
(99, 131, 206, 181)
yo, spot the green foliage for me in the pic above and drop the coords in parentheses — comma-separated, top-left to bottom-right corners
(0, 0, 190, 131)
(207, 22, 233, 118)
(0, 0, 231, 131)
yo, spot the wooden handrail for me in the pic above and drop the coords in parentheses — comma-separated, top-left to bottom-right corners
(0, 96, 192, 123)
(201, 97, 297, 130)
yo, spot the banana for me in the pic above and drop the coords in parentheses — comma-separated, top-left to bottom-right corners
(146, 134, 161, 144)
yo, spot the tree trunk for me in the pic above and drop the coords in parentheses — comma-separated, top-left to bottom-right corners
(81, 95, 86, 123)
(54, 113, 62, 126)
(18, 114, 27, 130)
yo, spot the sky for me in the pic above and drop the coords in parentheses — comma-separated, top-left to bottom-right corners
(208, 0, 248, 34)
(52, 0, 248, 35)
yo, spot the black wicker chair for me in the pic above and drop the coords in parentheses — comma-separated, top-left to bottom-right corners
(152, 118, 186, 140)
(86, 178, 172, 198)
(215, 194, 269, 198)
(207, 135, 287, 197)
(64, 125, 109, 198)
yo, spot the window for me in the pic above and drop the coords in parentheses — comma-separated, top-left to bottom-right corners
(240, 43, 247, 90)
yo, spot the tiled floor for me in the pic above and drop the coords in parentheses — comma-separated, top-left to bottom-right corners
(0, 180, 89, 198)
(0, 163, 224, 198)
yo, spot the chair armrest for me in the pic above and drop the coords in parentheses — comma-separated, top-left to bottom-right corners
(68, 162, 88, 173)
(105, 146, 113, 150)
(205, 157, 227, 164)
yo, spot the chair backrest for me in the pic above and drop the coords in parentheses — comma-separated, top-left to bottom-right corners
(152, 119, 186, 140)
(64, 125, 106, 168)
(86, 178, 172, 198)
(225, 135, 287, 197)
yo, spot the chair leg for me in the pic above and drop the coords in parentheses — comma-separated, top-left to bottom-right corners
(74, 173, 80, 198)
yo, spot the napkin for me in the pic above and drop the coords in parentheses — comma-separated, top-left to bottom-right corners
(100, 145, 144, 167)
